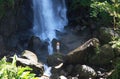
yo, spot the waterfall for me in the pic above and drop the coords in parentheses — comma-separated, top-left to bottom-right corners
(33, 0, 68, 55)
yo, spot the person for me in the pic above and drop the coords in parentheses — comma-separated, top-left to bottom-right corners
(56, 42, 60, 53)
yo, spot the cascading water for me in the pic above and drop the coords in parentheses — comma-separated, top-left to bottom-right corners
(33, 0, 68, 55)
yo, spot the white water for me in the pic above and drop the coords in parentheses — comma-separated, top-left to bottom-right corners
(33, 0, 68, 55)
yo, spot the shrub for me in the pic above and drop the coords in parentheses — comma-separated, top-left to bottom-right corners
(90, 0, 120, 29)
(0, 55, 38, 79)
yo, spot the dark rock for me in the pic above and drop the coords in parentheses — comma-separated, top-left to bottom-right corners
(114, 48, 120, 57)
(65, 65, 74, 75)
(89, 44, 114, 66)
(65, 38, 99, 65)
(99, 27, 119, 44)
(0, 35, 6, 57)
(15, 50, 44, 76)
(28, 36, 48, 63)
(47, 53, 65, 66)
(0, 9, 16, 37)
(15, 0, 33, 32)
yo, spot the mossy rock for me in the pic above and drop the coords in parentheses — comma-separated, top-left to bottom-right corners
(99, 27, 119, 44)
(89, 44, 114, 66)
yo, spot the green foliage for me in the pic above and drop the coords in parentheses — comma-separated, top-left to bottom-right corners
(90, 0, 120, 29)
(109, 37, 120, 49)
(0, 55, 38, 79)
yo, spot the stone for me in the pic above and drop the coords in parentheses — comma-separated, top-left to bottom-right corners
(47, 53, 65, 66)
(89, 44, 114, 66)
(74, 64, 96, 79)
(28, 36, 48, 63)
(11, 50, 44, 76)
(59, 75, 67, 79)
(65, 38, 99, 64)
(0, 35, 6, 57)
(21, 50, 38, 63)
(99, 27, 119, 44)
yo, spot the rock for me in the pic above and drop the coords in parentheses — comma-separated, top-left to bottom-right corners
(0, 35, 6, 57)
(89, 44, 114, 66)
(12, 50, 44, 76)
(39, 76, 50, 79)
(28, 36, 48, 63)
(47, 53, 65, 66)
(15, 0, 33, 31)
(59, 75, 67, 79)
(114, 48, 120, 57)
(65, 38, 99, 64)
(74, 64, 96, 79)
(99, 27, 119, 44)
(65, 65, 74, 75)
(21, 50, 38, 63)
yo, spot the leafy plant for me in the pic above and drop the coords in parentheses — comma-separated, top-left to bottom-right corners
(0, 55, 38, 79)
(90, 0, 120, 29)
(109, 37, 120, 49)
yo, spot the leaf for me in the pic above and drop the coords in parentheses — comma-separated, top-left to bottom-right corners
(12, 55, 17, 66)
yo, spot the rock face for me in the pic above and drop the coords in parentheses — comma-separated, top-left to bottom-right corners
(0, 35, 6, 57)
(0, 0, 34, 57)
(15, 0, 33, 32)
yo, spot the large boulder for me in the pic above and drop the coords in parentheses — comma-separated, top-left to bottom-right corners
(74, 64, 96, 79)
(15, 50, 44, 76)
(65, 38, 99, 65)
(99, 27, 119, 44)
(89, 44, 114, 66)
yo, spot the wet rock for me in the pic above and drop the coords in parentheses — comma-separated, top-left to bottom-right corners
(89, 44, 114, 66)
(47, 53, 65, 66)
